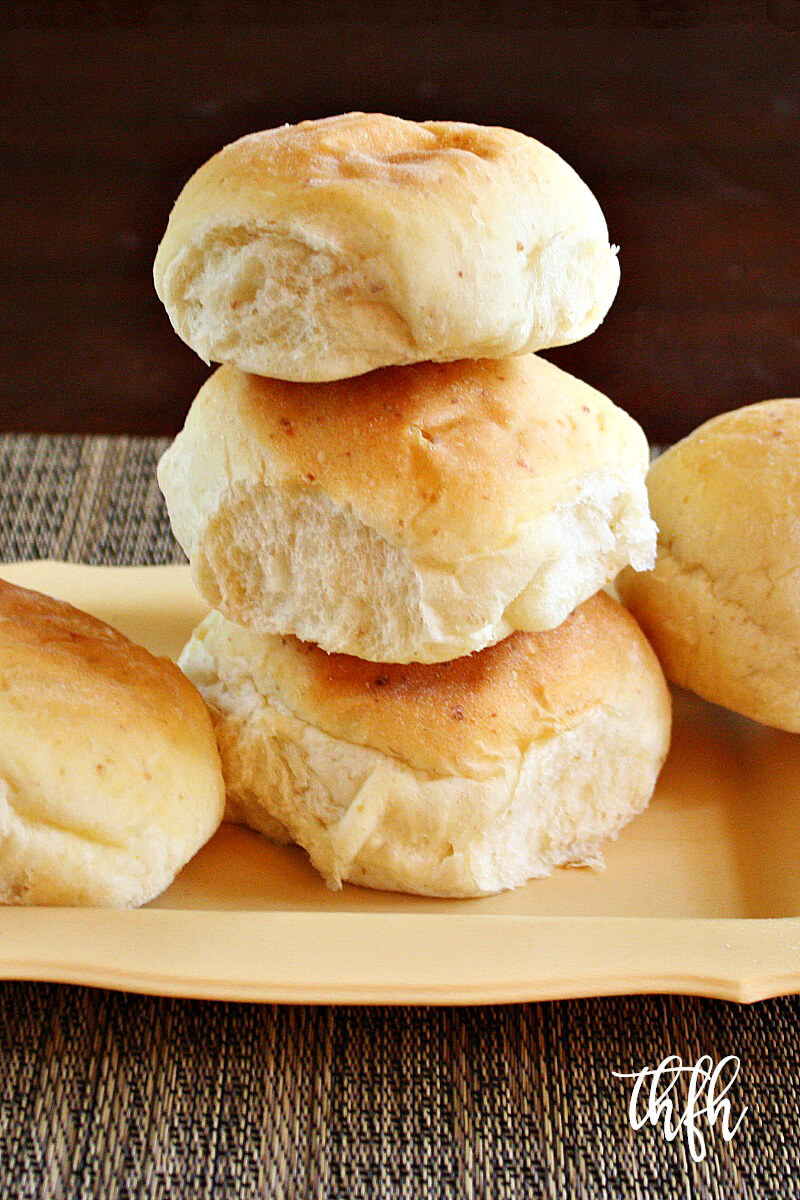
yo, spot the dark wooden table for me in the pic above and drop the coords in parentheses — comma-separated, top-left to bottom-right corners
(2, 1, 799, 445)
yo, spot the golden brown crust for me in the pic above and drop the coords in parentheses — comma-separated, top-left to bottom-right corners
(170, 115, 515, 206)
(618, 399, 800, 730)
(197, 115, 522, 189)
(0, 578, 214, 753)
(191, 356, 647, 558)
(232, 592, 669, 774)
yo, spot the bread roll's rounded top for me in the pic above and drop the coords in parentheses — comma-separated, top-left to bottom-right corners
(154, 113, 620, 380)
(0, 578, 207, 742)
(0, 578, 224, 907)
(169, 354, 649, 561)
(166, 111, 601, 198)
(647, 397, 800, 520)
(618, 398, 800, 730)
(189, 592, 668, 778)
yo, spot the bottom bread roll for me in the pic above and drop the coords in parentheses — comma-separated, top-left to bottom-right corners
(0, 579, 225, 907)
(180, 593, 671, 898)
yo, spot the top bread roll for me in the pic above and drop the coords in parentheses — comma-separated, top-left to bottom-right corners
(157, 353, 655, 664)
(153, 113, 620, 381)
(618, 399, 800, 732)
(0, 578, 224, 906)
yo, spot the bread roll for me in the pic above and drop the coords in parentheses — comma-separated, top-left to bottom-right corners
(618, 399, 800, 731)
(158, 355, 655, 663)
(180, 593, 670, 897)
(153, 112, 620, 380)
(0, 578, 225, 906)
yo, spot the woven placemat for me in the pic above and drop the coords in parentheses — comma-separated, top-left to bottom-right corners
(0, 434, 798, 1200)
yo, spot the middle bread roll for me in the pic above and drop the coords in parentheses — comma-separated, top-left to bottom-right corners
(159, 353, 655, 663)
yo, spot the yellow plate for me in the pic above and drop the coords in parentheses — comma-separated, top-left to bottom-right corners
(2, 560, 799, 1004)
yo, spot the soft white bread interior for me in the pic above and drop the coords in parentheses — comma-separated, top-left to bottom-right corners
(0, 578, 225, 907)
(153, 113, 620, 380)
(179, 593, 671, 898)
(158, 355, 656, 663)
(618, 398, 800, 732)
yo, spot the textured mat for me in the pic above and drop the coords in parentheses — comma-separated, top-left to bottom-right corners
(0, 434, 797, 1199)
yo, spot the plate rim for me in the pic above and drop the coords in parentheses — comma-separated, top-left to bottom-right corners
(2, 908, 799, 1004)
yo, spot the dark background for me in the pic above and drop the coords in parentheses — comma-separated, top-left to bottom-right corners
(2, 0, 798, 444)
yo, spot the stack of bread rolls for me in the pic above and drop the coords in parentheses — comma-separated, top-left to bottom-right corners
(155, 113, 671, 897)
